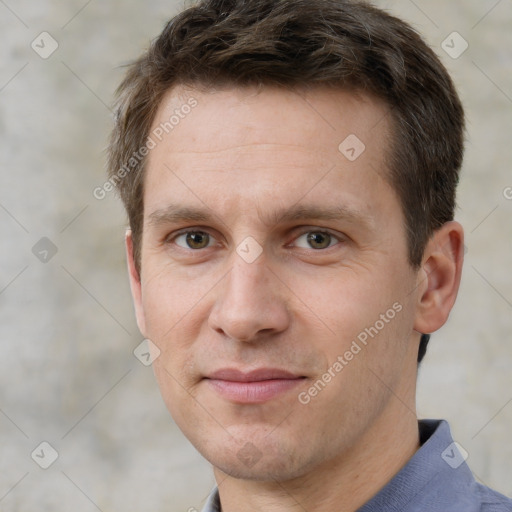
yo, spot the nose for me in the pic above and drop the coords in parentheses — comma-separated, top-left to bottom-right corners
(208, 256, 290, 342)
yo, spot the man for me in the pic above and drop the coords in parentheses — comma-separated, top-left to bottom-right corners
(107, 0, 512, 510)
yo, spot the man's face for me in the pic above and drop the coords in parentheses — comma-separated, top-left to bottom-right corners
(128, 86, 424, 480)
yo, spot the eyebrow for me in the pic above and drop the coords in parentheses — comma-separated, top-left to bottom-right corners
(147, 203, 374, 230)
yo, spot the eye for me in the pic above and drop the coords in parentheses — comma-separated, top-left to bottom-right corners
(174, 230, 214, 250)
(293, 231, 339, 250)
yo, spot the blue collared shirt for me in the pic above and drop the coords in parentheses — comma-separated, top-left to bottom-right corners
(200, 419, 512, 511)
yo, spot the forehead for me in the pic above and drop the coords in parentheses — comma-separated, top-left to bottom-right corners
(150, 84, 391, 156)
(143, 85, 398, 226)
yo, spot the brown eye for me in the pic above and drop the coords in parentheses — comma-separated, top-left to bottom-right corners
(186, 231, 210, 249)
(306, 232, 333, 249)
(175, 231, 212, 249)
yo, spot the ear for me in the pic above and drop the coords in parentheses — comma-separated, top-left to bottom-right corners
(413, 221, 464, 335)
(125, 229, 147, 336)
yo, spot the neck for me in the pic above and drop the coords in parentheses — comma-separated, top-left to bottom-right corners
(214, 401, 420, 512)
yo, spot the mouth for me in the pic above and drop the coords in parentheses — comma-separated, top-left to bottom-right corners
(204, 368, 306, 404)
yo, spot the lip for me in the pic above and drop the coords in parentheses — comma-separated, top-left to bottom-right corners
(205, 368, 305, 404)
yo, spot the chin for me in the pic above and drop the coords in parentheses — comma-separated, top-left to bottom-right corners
(210, 454, 307, 482)
(195, 432, 322, 482)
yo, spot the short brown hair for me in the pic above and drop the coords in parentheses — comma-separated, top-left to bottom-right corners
(107, 0, 465, 361)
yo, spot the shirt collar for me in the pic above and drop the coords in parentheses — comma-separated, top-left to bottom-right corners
(358, 419, 479, 511)
(201, 486, 221, 512)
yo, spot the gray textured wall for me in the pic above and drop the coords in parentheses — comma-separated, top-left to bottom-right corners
(1, 1, 511, 510)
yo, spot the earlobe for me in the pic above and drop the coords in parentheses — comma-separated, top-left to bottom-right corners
(125, 229, 147, 336)
(413, 221, 464, 335)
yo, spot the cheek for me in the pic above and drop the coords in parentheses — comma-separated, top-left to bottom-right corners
(139, 270, 213, 395)
(152, 358, 196, 431)
(292, 266, 415, 377)
(291, 270, 394, 337)
(141, 263, 205, 338)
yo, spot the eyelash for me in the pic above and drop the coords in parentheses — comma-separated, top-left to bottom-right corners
(166, 228, 344, 251)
